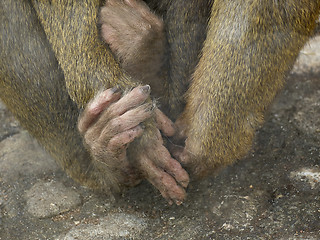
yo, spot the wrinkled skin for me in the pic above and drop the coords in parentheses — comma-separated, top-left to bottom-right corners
(78, 85, 189, 205)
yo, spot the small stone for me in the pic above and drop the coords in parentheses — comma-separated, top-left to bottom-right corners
(290, 168, 320, 190)
(74, 221, 80, 225)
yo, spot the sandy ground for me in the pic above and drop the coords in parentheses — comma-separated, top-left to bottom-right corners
(0, 36, 319, 240)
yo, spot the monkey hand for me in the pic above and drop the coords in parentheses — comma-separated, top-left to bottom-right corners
(130, 109, 190, 205)
(170, 137, 207, 177)
(100, 0, 164, 69)
(169, 116, 209, 178)
(78, 85, 153, 188)
(78, 85, 189, 204)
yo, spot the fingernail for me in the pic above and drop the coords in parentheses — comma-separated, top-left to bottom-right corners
(181, 181, 188, 188)
(140, 85, 150, 94)
(111, 86, 121, 93)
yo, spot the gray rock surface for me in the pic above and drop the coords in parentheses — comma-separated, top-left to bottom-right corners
(0, 131, 59, 182)
(25, 181, 81, 218)
(57, 213, 147, 240)
(0, 36, 319, 240)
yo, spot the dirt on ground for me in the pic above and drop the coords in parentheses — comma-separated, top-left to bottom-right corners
(0, 37, 319, 240)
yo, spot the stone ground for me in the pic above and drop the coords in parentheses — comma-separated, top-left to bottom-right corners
(0, 36, 319, 240)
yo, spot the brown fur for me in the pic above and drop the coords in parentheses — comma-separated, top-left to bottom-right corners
(1, 0, 319, 203)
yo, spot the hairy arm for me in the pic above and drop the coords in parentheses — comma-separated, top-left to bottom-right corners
(31, 0, 188, 204)
(178, 0, 320, 175)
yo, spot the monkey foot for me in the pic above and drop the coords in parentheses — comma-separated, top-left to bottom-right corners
(100, 0, 163, 64)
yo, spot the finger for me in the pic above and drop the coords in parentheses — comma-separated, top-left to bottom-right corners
(101, 2, 140, 31)
(78, 88, 121, 134)
(100, 102, 152, 141)
(100, 6, 129, 29)
(175, 147, 191, 165)
(153, 144, 189, 188)
(173, 116, 188, 142)
(101, 24, 117, 45)
(155, 108, 176, 137)
(169, 143, 185, 161)
(139, 155, 187, 205)
(124, 0, 150, 18)
(124, 0, 145, 9)
(155, 128, 163, 145)
(107, 85, 151, 118)
(107, 125, 144, 152)
(105, 0, 117, 6)
(124, 0, 163, 29)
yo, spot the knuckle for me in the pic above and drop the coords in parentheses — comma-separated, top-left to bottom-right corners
(107, 138, 118, 150)
(87, 103, 100, 116)
(108, 118, 121, 132)
(126, 131, 135, 141)
(128, 127, 142, 140)
(86, 107, 96, 117)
